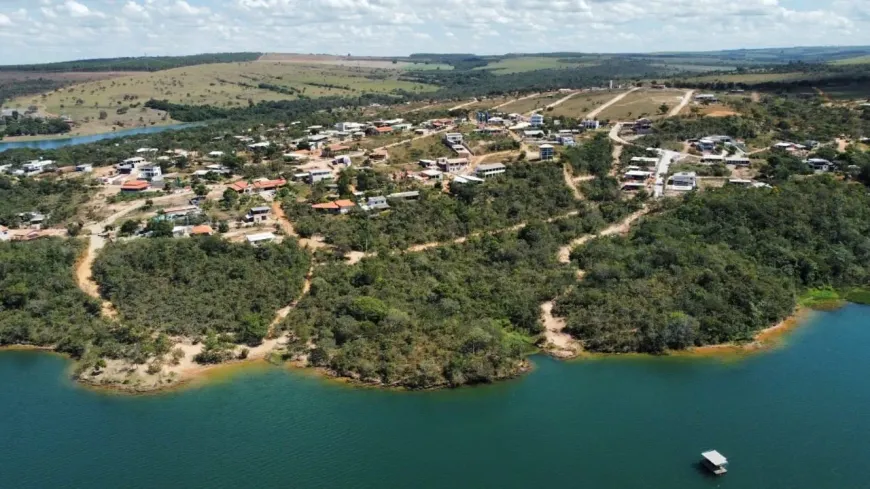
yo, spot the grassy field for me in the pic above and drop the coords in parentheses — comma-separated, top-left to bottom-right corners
(7, 61, 438, 136)
(596, 89, 686, 120)
(830, 55, 870, 66)
(382, 133, 453, 166)
(497, 93, 560, 114)
(678, 72, 811, 84)
(549, 90, 627, 118)
(475, 57, 593, 74)
(259, 53, 453, 71)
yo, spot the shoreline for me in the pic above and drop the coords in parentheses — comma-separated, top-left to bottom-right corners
(0, 306, 820, 395)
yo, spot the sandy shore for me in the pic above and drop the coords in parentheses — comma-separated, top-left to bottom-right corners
(676, 307, 814, 357)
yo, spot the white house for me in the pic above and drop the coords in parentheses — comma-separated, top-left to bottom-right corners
(0, 226, 9, 241)
(23, 160, 54, 175)
(360, 196, 390, 212)
(581, 119, 600, 130)
(806, 158, 832, 172)
(631, 157, 659, 166)
(476, 163, 507, 179)
(140, 165, 163, 180)
(136, 147, 159, 154)
(245, 206, 271, 223)
(436, 157, 468, 174)
(539, 144, 554, 161)
(75, 164, 93, 173)
(670, 171, 697, 189)
(444, 133, 464, 145)
(309, 168, 334, 184)
(700, 155, 725, 165)
(208, 151, 225, 158)
(246, 232, 276, 246)
(530, 113, 544, 127)
(335, 122, 363, 132)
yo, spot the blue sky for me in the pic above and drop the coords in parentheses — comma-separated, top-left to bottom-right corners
(0, 0, 863, 64)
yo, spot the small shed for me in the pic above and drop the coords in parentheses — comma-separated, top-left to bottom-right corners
(701, 450, 728, 475)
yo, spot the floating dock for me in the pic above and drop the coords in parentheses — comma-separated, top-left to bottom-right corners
(701, 450, 728, 475)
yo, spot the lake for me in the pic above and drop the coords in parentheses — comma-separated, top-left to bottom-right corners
(0, 123, 200, 153)
(2, 305, 869, 488)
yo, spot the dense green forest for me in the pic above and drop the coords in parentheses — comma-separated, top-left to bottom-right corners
(555, 177, 870, 354)
(287, 161, 582, 252)
(0, 175, 94, 227)
(0, 239, 107, 356)
(282, 217, 607, 388)
(0, 78, 69, 107)
(92, 237, 311, 344)
(0, 53, 262, 73)
(1, 117, 70, 139)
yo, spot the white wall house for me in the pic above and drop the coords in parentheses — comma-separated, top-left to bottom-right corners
(530, 114, 544, 127)
(476, 163, 507, 179)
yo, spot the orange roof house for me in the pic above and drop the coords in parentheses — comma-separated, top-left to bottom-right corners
(311, 199, 356, 214)
(323, 144, 350, 157)
(190, 225, 214, 236)
(228, 181, 250, 193)
(120, 180, 150, 192)
(254, 178, 287, 191)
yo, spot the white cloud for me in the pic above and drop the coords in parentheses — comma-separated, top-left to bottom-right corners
(0, 0, 868, 63)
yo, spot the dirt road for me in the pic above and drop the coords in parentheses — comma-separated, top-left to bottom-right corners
(449, 99, 477, 111)
(493, 92, 540, 110)
(586, 87, 640, 119)
(540, 301, 580, 358)
(668, 90, 695, 117)
(557, 207, 648, 263)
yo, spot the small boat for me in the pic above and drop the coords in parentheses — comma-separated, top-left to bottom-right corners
(701, 450, 728, 475)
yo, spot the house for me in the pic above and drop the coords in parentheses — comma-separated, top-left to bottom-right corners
(387, 191, 420, 201)
(309, 168, 334, 184)
(694, 94, 718, 103)
(392, 123, 413, 132)
(436, 157, 468, 174)
(539, 144, 554, 161)
(311, 199, 356, 215)
(623, 170, 652, 181)
(696, 139, 716, 151)
(420, 169, 443, 180)
(368, 126, 394, 136)
(774, 142, 796, 151)
(228, 181, 252, 194)
(700, 155, 725, 165)
(117, 157, 145, 173)
(253, 178, 287, 192)
(136, 147, 159, 154)
(725, 156, 751, 166)
(558, 136, 575, 146)
(0, 226, 8, 241)
(806, 158, 832, 172)
(75, 164, 93, 173)
(375, 118, 404, 127)
(246, 232, 276, 246)
(22, 160, 54, 175)
(121, 180, 150, 193)
(163, 205, 201, 220)
(17, 212, 46, 227)
(669, 171, 697, 190)
(335, 122, 363, 132)
(444, 133, 464, 145)
(530, 113, 544, 127)
(523, 130, 545, 139)
(323, 144, 350, 157)
(630, 157, 659, 166)
(334, 155, 353, 167)
(476, 163, 507, 179)
(208, 151, 225, 158)
(246, 206, 272, 223)
(419, 159, 437, 169)
(453, 175, 486, 184)
(190, 225, 214, 236)
(360, 196, 390, 212)
(369, 150, 389, 162)
(582, 120, 600, 130)
(172, 226, 190, 238)
(140, 165, 163, 181)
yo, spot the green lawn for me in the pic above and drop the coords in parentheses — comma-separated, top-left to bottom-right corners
(476, 57, 594, 74)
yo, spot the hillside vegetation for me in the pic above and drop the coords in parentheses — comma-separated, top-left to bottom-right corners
(556, 178, 870, 353)
(0, 53, 262, 73)
(92, 237, 311, 343)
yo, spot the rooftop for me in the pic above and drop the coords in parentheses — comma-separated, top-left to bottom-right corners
(702, 451, 728, 466)
(190, 225, 213, 235)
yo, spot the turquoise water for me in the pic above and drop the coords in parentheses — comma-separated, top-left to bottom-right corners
(2, 305, 869, 488)
(0, 123, 200, 153)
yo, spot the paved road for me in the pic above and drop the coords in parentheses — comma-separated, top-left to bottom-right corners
(653, 150, 681, 199)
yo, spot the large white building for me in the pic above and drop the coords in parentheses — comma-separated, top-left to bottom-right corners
(530, 113, 544, 127)
(476, 163, 507, 179)
(539, 144, 554, 161)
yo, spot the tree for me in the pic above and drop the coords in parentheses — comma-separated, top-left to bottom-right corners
(659, 103, 670, 115)
(145, 219, 174, 237)
(98, 111, 108, 120)
(194, 184, 208, 197)
(238, 314, 270, 346)
(119, 219, 141, 236)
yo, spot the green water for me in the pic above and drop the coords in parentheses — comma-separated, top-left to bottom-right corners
(2, 306, 869, 488)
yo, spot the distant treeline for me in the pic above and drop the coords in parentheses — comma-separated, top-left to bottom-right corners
(0, 78, 69, 107)
(0, 53, 262, 73)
